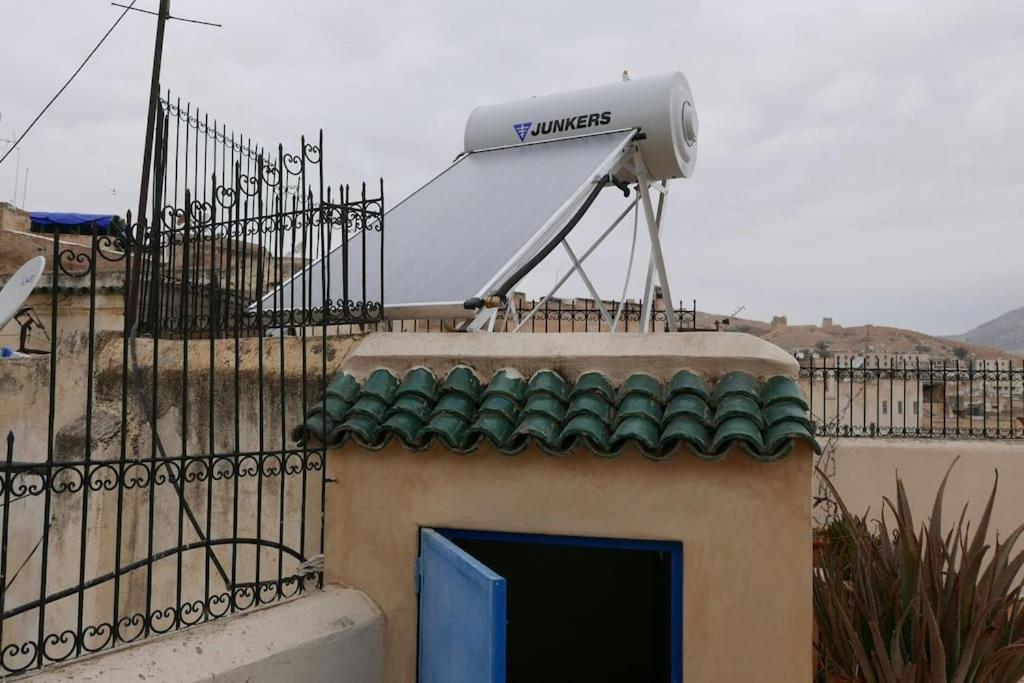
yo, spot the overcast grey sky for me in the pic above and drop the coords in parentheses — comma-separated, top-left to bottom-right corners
(1, 0, 1021, 334)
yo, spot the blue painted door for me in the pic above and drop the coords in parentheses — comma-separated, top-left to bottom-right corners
(418, 529, 507, 683)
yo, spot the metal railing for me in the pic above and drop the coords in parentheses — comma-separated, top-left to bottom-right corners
(136, 94, 384, 337)
(373, 299, 702, 334)
(800, 356, 1024, 439)
(0, 99, 381, 674)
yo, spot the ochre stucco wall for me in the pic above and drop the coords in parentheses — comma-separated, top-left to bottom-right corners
(825, 439, 1024, 540)
(325, 443, 814, 683)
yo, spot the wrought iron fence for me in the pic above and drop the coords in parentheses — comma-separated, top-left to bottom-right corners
(800, 356, 1024, 439)
(0, 99, 381, 674)
(134, 94, 384, 337)
(374, 299, 701, 334)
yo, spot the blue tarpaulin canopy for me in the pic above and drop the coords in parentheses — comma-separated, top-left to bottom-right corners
(28, 213, 116, 229)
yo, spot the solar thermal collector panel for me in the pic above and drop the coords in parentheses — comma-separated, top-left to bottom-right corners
(260, 129, 636, 320)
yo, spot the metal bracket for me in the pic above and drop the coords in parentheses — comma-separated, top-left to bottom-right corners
(467, 307, 498, 333)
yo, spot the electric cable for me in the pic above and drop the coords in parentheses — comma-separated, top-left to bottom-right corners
(0, 1, 139, 168)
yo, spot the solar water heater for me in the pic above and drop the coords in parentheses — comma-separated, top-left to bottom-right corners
(262, 71, 698, 331)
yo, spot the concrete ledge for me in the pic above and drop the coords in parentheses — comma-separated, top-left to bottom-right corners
(343, 332, 798, 382)
(20, 586, 384, 683)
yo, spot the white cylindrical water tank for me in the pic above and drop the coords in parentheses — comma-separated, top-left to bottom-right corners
(464, 72, 698, 180)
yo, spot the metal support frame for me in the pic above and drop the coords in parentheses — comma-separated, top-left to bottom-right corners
(469, 145, 680, 334)
(639, 179, 670, 331)
(561, 241, 613, 327)
(504, 197, 638, 333)
(635, 152, 679, 332)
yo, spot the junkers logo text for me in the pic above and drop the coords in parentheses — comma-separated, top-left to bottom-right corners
(513, 111, 612, 141)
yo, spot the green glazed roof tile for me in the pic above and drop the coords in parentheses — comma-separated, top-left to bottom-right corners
(325, 372, 360, 403)
(710, 416, 766, 456)
(570, 372, 615, 402)
(323, 422, 353, 449)
(711, 371, 759, 404)
(617, 373, 663, 403)
(349, 395, 390, 422)
(760, 376, 808, 410)
(321, 395, 353, 422)
(386, 394, 432, 422)
(765, 419, 822, 456)
(764, 402, 813, 430)
(292, 413, 332, 446)
(484, 369, 527, 403)
(713, 395, 765, 429)
(565, 393, 612, 423)
(359, 369, 399, 403)
(380, 412, 427, 448)
(559, 414, 610, 452)
(616, 393, 663, 426)
(663, 394, 709, 426)
(301, 367, 817, 461)
(467, 413, 516, 449)
(660, 416, 713, 455)
(441, 366, 483, 402)
(304, 395, 352, 424)
(431, 393, 477, 421)
(527, 370, 568, 403)
(338, 414, 384, 449)
(422, 413, 472, 451)
(666, 371, 710, 402)
(522, 394, 566, 422)
(395, 367, 438, 402)
(479, 394, 520, 423)
(610, 416, 660, 454)
(514, 413, 562, 451)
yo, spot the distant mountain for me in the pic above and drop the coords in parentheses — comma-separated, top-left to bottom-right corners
(952, 306, 1024, 355)
(694, 310, 1021, 360)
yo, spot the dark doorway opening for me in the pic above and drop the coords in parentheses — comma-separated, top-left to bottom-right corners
(439, 529, 682, 683)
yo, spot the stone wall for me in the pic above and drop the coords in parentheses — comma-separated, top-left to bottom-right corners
(0, 203, 31, 233)
(0, 331, 363, 672)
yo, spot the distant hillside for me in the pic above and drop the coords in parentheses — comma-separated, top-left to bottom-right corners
(697, 310, 1022, 361)
(755, 322, 1021, 361)
(951, 306, 1024, 355)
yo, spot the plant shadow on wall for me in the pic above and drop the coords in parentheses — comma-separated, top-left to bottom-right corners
(814, 461, 1024, 683)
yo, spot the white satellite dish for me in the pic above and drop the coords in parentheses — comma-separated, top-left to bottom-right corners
(0, 256, 45, 331)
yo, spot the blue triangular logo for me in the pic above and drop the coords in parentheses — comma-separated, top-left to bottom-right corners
(513, 122, 532, 142)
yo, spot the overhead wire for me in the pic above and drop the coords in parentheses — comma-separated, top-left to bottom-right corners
(109, 3, 222, 28)
(0, 0, 140, 168)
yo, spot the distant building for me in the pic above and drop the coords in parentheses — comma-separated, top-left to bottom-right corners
(0, 207, 125, 351)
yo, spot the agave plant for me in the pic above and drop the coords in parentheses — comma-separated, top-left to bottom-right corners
(814, 464, 1024, 682)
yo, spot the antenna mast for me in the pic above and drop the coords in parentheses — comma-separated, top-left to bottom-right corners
(126, 0, 171, 329)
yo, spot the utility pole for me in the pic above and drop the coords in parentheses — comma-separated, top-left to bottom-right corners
(126, 0, 171, 329)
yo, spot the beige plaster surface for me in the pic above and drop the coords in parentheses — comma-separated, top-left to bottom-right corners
(343, 331, 799, 383)
(17, 586, 384, 683)
(326, 443, 813, 683)
(825, 439, 1024, 540)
